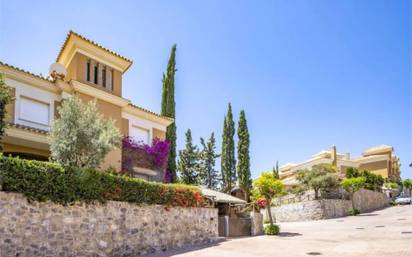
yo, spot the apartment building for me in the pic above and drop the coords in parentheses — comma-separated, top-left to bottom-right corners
(280, 145, 401, 186)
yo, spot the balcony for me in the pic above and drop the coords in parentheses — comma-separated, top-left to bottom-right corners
(121, 136, 170, 182)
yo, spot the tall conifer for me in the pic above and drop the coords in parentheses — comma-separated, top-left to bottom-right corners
(273, 161, 280, 179)
(178, 129, 200, 185)
(161, 45, 177, 182)
(221, 103, 236, 192)
(199, 133, 221, 189)
(237, 110, 251, 197)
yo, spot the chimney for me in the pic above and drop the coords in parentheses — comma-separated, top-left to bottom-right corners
(346, 152, 350, 160)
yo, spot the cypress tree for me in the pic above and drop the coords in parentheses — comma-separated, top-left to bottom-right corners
(161, 45, 177, 182)
(237, 110, 251, 197)
(221, 116, 228, 189)
(221, 103, 236, 192)
(273, 161, 280, 179)
(178, 129, 200, 185)
(199, 133, 221, 190)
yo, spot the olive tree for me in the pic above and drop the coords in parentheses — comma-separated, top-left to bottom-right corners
(252, 172, 284, 225)
(49, 95, 121, 169)
(341, 177, 366, 211)
(296, 164, 338, 199)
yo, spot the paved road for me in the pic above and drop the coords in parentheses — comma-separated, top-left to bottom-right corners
(146, 205, 412, 257)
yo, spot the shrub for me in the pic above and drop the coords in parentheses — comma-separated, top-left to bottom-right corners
(348, 208, 360, 216)
(0, 74, 12, 151)
(264, 224, 280, 235)
(402, 179, 412, 196)
(0, 154, 204, 207)
(345, 167, 384, 192)
(385, 182, 399, 189)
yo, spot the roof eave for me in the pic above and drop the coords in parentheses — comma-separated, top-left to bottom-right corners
(56, 31, 133, 73)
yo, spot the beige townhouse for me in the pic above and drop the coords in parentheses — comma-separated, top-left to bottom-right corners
(280, 145, 401, 186)
(0, 31, 173, 180)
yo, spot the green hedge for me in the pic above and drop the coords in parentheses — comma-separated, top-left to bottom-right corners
(0, 154, 204, 207)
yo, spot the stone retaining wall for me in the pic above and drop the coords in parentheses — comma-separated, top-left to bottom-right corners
(0, 192, 218, 257)
(266, 189, 389, 222)
(250, 212, 263, 236)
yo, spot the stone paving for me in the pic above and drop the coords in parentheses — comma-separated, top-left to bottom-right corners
(146, 205, 412, 257)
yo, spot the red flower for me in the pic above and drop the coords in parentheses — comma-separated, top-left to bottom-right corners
(256, 197, 268, 208)
(193, 191, 203, 202)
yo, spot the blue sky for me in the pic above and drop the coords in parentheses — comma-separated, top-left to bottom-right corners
(1, 0, 411, 178)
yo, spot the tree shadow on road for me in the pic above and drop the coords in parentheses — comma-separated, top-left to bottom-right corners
(277, 232, 302, 237)
(358, 213, 379, 217)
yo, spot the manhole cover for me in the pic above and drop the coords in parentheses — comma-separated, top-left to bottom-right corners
(307, 252, 322, 256)
(398, 218, 406, 221)
(375, 225, 385, 228)
(356, 227, 365, 230)
(336, 220, 344, 222)
(401, 231, 412, 234)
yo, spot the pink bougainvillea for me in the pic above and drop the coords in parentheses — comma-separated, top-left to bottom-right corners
(122, 136, 170, 170)
(163, 170, 172, 183)
(143, 138, 170, 168)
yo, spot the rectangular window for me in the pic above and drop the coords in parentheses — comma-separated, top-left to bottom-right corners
(130, 126, 150, 144)
(86, 60, 90, 81)
(94, 64, 98, 84)
(102, 66, 106, 88)
(20, 96, 50, 126)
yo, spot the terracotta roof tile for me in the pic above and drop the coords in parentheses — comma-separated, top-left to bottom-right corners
(56, 31, 133, 64)
(8, 123, 48, 135)
(0, 61, 53, 83)
(128, 103, 174, 121)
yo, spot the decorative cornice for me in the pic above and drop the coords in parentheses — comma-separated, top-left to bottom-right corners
(70, 80, 130, 107)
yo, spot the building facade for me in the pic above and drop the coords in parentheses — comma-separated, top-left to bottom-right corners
(280, 145, 401, 186)
(0, 31, 173, 180)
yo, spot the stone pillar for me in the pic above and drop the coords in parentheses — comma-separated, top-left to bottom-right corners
(106, 67, 113, 91)
(98, 64, 104, 87)
(224, 215, 229, 237)
(89, 60, 95, 84)
(250, 212, 263, 236)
